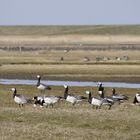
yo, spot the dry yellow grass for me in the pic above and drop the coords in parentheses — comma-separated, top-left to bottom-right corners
(0, 35, 140, 45)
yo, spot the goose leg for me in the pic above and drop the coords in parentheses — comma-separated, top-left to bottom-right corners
(99, 105, 102, 109)
(72, 102, 76, 106)
(45, 104, 48, 108)
(108, 105, 112, 110)
(117, 100, 121, 105)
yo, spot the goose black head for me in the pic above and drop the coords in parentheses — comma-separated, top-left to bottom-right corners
(64, 85, 68, 89)
(11, 88, 16, 92)
(64, 85, 69, 99)
(11, 88, 17, 98)
(64, 85, 68, 92)
(85, 91, 92, 104)
(112, 88, 116, 95)
(37, 75, 41, 79)
(36, 75, 41, 86)
(85, 91, 92, 97)
(85, 91, 91, 95)
(33, 96, 38, 100)
(98, 82, 102, 86)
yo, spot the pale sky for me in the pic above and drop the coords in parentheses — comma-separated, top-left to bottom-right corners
(0, 0, 140, 25)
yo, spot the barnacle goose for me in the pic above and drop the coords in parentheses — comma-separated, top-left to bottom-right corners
(11, 88, 31, 107)
(36, 75, 51, 94)
(33, 96, 44, 107)
(103, 96, 120, 105)
(86, 91, 113, 110)
(64, 85, 87, 106)
(112, 88, 128, 102)
(41, 95, 62, 108)
(33, 95, 62, 108)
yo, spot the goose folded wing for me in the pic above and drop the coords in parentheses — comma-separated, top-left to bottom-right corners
(19, 94, 32, 103)
(44, 96, 59, 104)
(67, 95, 77, 101)
(74, 95, 87, 100)
(39, 83, 51, 90)
(17, 94, 28, 103)
(113, 93, 125, 99)
(102, 98, 113, 105)
(117, 94, 128, 100)
(104, 97, 114, 103)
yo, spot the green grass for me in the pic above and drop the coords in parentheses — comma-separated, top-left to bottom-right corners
(0, 85, 140, 140)
(0, 25, 140, 36)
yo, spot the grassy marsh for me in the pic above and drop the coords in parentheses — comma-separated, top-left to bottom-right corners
(0, 50, 140, 82)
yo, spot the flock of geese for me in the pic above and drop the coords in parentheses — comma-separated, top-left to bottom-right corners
(11, 75, 140, 109)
